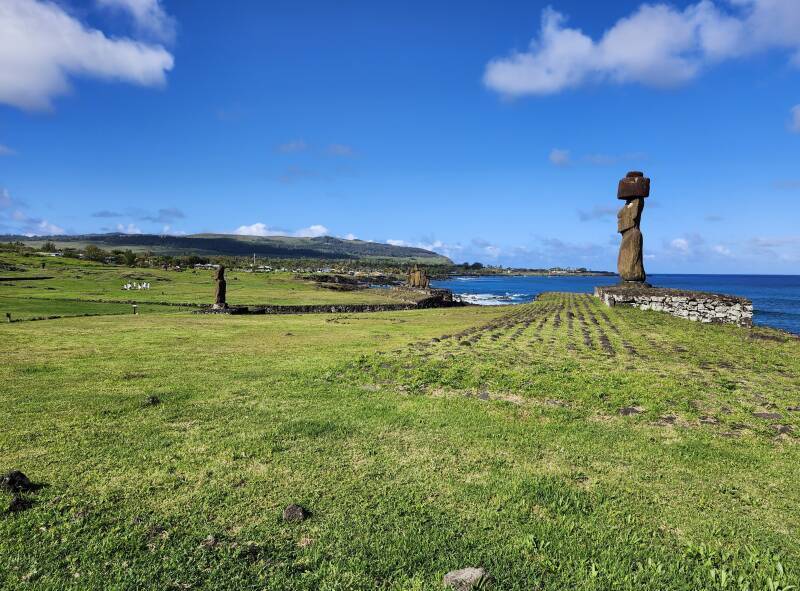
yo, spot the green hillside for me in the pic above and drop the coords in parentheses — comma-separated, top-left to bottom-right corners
(2, 233, 452, 264)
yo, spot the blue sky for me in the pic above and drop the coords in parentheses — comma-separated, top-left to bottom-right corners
(1, 0, 799, 272)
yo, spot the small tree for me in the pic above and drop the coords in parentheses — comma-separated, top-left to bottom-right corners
(42, 240, 56, 252)
(123, 250, 137, 267)
(84, 245, 106, 262)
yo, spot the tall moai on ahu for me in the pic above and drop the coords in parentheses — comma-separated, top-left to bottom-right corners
(616, 171, 650, 284)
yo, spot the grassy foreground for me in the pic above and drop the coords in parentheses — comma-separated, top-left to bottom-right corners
(1, 294, 799, 590)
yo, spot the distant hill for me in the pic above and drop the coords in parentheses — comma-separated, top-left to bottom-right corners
(2, 233, 452, 264)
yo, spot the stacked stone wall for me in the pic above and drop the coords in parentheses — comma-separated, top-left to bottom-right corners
(594, 286, 753, 327)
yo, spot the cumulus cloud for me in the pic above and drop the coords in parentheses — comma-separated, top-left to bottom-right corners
(549, 148, 571, 166)
(294, 224, 329, 238)
(484, 1, 800, 97)
(712, 244, 732, 256)
(342, 233, 358, 241)
(96, 0, 175, 42)
(669, 237, 692, 254)
(233, 223, 329, 238)
(0, 0, 174, 111)
(234, 223, 279, 237)
(0, 187, 64, 235)
(116, 223, 142, 234)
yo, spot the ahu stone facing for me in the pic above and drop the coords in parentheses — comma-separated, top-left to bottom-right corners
(594, 285, 753, 327)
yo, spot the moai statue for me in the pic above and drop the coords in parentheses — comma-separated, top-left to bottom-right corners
(407, 265, 430, 289)
(616, 171, 650, 284)
(213, 265, 227, 309)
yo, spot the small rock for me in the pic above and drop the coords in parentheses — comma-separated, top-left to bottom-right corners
(478, 391, 490, 401)
(657, 415, 677, 425)
(699, 415, 719, 425)
(787, 406, 800, 412)
(282, 504, 310, 523)
(753, 412, 783, 420)
(143, 395, 161, 406)
(619, 406, 644, 416)
(443, 567, 491, 590)
(7, 495, 33, 513)
(0, 471, 33, 493)
(772, 424, 793, 435)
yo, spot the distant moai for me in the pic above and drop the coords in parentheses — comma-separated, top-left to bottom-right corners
(616, 171, 650, 284)
(213, 265, 227, 309)
(407, 264, 430, 289)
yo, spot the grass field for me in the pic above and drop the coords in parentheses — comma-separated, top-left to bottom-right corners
(0, 252, 414, 321)
(1, 293, 799, 590)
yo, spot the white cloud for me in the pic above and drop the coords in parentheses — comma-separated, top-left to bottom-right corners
(0, 144, 15, 156)
(386, 239, 406, 247)
(0, 0, 174, 111)
(484, 1, 800, 97)
(96, 0, 175, 42)
(669, 237, 691, 254)
(32, 219, 64, 235)
(342, 233, 357, 241)
(234, 222, 280, 237)
(233, 222, 329, 238)
(116, 223, 142, 234)
(549, 148, 571, 166)
(294, 224, 329, 238)
(712, 244, 732, 256)
(790, 105, 800, 133)
(0, 187, 66, 235)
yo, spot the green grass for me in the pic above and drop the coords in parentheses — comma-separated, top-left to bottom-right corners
(0, 252, 416, 321)
(1, 294, 799, 590)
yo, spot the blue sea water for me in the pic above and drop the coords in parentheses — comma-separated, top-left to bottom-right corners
(431, 275, 800, 335)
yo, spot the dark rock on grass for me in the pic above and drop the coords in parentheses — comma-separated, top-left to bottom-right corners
(443, 567, 492, 590)
(6, 495, 33, 514)
(788, 406, 800, 412)
(753, 412, 783, 420)
(0, 471, 34, 493)
(619, 406, 644, 416)
(699, 415, 719, 425)
(772, 425, 793, 435)
(282, 504, 310, 523)
(143, 395, 161, 406)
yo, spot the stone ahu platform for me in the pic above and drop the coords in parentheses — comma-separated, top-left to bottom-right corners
(196, 289, 464, 315)
(594, 285, 753, 327)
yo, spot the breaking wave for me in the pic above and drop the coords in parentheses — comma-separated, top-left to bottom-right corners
(454, 292, 534, 306)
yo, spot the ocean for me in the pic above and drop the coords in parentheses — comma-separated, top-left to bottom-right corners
(431, 274, 800, 335)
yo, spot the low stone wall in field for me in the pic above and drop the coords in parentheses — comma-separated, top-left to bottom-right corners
(594, 285, 753, 327)
(196, 289, 463, 315)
